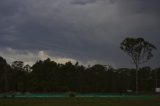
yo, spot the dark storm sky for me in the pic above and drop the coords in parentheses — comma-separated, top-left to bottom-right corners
(0, 0, 160, 68)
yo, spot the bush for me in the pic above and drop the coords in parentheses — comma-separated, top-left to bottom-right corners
(68, 92, 76, 98)
(11, 94, 15, 98)
(2, 95, 8, 98)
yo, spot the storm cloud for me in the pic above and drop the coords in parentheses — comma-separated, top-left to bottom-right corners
(0, 0, 160, 68)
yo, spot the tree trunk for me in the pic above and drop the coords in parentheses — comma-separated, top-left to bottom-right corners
(135, 64, 139, 94)
(155, 69, 158, 88)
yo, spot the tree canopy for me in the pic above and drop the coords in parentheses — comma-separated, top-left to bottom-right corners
(120, 37, 156, 68)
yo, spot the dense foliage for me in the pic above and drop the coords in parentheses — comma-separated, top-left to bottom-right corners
(0, 56, 159, 93)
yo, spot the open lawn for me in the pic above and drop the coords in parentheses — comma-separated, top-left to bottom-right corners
(0, 96, 160, 106)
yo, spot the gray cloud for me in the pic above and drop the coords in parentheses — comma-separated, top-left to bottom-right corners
(0, 0, 160, 68)
(71, 0, 98, 5)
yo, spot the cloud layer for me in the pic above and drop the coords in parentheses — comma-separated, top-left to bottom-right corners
(0, 0, 160, 68)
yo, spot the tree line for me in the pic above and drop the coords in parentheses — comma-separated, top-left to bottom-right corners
(0, 37, 158, 94)
(0, 56, 160, 93)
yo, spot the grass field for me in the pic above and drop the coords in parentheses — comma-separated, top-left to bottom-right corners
(0, 96, 160, 106)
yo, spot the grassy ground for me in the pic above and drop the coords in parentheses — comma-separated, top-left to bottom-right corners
(0, 97, 160, 106)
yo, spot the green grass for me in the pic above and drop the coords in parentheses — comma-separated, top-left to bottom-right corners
(0, 97, 160, 106)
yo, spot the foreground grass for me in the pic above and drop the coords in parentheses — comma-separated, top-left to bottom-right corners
(0, 97, 160, 106)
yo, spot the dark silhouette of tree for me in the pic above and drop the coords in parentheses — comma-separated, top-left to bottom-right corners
(120, 37, 156, 93)
(138, 66, 154, 92)
(0, 56, 7, 66)
(0, 56, 10, 92)
(11, 61, 24, 71)
(11, 61, 29, 92)
(24, 64, 32, 72)
(153, 68, 160, 89)
(31, 58, 59, 92)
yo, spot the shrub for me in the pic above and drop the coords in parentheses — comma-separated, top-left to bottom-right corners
(68, 91, 76, 98)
